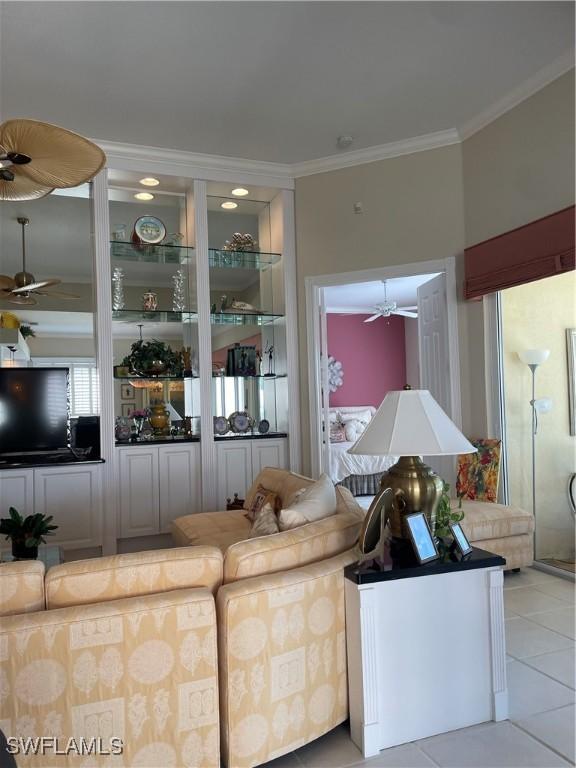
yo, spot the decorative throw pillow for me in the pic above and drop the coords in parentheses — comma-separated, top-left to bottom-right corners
(330, 423, 346, 443)
(245, 485, 280, 522)
(248, 501, 280, 538)
(340, 409, 372, 425)
(278, 473, 337, 531)
(344, 418, 366, 442)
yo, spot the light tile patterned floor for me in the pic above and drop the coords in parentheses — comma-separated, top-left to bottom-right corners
(265, 566, 575, 768)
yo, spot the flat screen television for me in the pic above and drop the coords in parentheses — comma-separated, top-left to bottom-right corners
(0, 367, 69, 455)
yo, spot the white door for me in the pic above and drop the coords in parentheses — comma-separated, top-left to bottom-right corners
(118, 447, 160, 538)
(251, 438, 288, 482)
(417, 272, 456, 484)
(319, 290, 332, 477)
(158, 444, 201, 533)
(0, 470, 34, 518)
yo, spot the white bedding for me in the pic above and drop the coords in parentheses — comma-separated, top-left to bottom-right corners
(329, 441, 397, 484)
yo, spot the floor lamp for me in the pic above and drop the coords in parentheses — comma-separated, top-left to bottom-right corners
(518, 349, 550, 556)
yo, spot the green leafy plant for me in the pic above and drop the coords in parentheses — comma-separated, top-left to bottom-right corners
(124, 339, 182, 376)
(19, 324, 36, 339)
(434, 482, 464, 538)
(0, 508, 58, 550)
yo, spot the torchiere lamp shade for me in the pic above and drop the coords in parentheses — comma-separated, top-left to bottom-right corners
(348, 389, 476, 457)
(348, 390, 475, 543)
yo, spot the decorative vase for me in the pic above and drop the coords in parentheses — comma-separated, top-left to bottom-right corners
(12, 540, 38, 560)
(112, 267, 125, 310)
(142, 291, 158, 311)
(149, 402, 170, 435)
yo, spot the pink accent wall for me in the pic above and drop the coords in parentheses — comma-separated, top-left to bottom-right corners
(327, 314, 407, 408)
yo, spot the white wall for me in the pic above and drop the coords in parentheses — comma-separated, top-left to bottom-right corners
(404, 317, 420, 390)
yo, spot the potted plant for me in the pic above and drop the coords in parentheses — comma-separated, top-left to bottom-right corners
(0, 507, 58, 560)
(434, 483, 464, 553)
(125, 339, 182, 377)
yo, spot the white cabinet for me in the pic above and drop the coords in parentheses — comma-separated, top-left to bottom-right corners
(118, 447, 160, 538)
(34, 465, 102, 550)
(0, 469, 34, 515)
(118, 442, 201, 538)
(159, 445, 201, 533)
(215, 437, 288, 508)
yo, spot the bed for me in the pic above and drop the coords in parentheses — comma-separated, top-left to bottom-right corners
(328, 406, 397, 496)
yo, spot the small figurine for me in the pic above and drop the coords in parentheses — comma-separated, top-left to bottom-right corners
(222, 233, 257, 252)
(264, 341, 275, 376)
(219, 295, 227, 313)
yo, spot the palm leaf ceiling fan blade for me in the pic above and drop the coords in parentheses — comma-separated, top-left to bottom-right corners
(0, 119, 106, 200)
(364, 313, 382, 323)
(7, 295, 37, 306)
(394, 309, 418, 318)
(34, 289, 80, 299)
(12, 279, 61, 293)
(0, 275, 16, 291)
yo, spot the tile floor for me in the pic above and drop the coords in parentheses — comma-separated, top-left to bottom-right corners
(266, 566, 575, 768)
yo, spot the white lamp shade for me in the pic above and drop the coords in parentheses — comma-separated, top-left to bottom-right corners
(518, 349, 550, 365)
(348, 389, 476, 457)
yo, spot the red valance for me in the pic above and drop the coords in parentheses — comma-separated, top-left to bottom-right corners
(464, 205, 575, 300)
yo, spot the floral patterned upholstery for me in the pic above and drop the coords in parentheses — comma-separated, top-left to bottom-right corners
(0, 587, 219, 767)
(45, 546, 223, 609)
(0, 560, 45, 617)
(217, 549, 358, 768)
(456, 438, 501, 502)
(172, 510, 251, 551)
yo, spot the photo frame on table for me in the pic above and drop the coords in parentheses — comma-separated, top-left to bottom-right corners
(121, 384, 134, 400)
(121, 403, 135, 418)
(450, 522, 473, 557)
(405, 512, 439, 564)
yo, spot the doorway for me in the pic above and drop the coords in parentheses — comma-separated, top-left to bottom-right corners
(305, 257, 462, 491)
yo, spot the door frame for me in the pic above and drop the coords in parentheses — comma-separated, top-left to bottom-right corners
(305, 257, 462, 478)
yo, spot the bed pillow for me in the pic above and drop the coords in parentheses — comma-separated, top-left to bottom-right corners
(248, 501, 280, 538)
(278, 473, 337, 531)
(245, 485, 280, 522)
(330, 423, 346, 443)
(344, 418, 366, 442)
(340, 409, 373, 426)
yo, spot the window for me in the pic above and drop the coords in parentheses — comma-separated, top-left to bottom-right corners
(32, 359, 100, 417)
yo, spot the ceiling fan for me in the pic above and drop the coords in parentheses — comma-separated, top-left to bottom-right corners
(364, 280, 418, 322)
(0, 118, 105, 201)
(0, 217, 80, 306)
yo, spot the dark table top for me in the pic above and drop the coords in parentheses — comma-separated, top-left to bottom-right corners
(345, 545, 506, 585)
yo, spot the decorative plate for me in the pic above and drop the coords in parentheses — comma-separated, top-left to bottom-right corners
(213, 416, 230, 436)
(133, 215, 166, 244)
(257, 419, 270, 434)
(229, 411, 251, 434)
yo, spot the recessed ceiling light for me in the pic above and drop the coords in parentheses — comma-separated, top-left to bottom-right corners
(221, 201, 238, 210)
(139, 177, 160, 187)
(231, 187, 249, 197)
(135, 192, 154, 201)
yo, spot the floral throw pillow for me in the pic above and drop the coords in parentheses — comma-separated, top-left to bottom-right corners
(248, 501, 280, 538)
(330, 423, 346, 443)
(245, 485, 280, 522)
(456, 438, 501, 502)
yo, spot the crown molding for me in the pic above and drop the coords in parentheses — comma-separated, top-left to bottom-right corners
(94, 139, 295, 189)
(95, 55, 574, 182)
(458, 50, 574, 141)
(290, 129, 460, 178)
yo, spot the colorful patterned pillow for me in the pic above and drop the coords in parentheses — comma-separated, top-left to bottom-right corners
(248, 501, 280, 538)
(456, 438, 501, 502)
(330, 423, 346, 443)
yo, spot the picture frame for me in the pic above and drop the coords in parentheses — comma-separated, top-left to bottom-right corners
(121, 403, 135, 418)
(449, 522, 473, 557)
(405, 512, 439, 564)
(120, 384, 134, 400)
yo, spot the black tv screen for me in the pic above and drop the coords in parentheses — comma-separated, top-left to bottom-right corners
(0, 368, 69, 454)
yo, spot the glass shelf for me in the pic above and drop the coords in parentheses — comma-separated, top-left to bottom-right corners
(114, 374, 198, 381)
(210, 312, 283, 326)
(209, 249, 280, 270)
(212, 374, 286, 380)
(113, 310, 198, 323)
(111, 241, 194, 264)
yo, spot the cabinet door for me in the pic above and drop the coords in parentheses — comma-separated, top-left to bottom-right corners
(118, 447, 160, 538)
(215, 441, 252, 509)
(34, 466, 102, 549)
(0, 470, 34, 516)
(251, 438, 288, 483)
(159, 444, 201, 533)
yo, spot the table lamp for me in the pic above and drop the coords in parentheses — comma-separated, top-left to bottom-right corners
(348, 388, 475, 541)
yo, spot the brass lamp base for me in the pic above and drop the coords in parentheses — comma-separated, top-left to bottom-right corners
(380, 456, 443, 540)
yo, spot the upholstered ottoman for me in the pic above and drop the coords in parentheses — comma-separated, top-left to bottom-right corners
(459, 500, 534, 570)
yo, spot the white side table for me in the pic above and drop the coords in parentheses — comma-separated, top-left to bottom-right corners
(344, 547, 508, 758)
